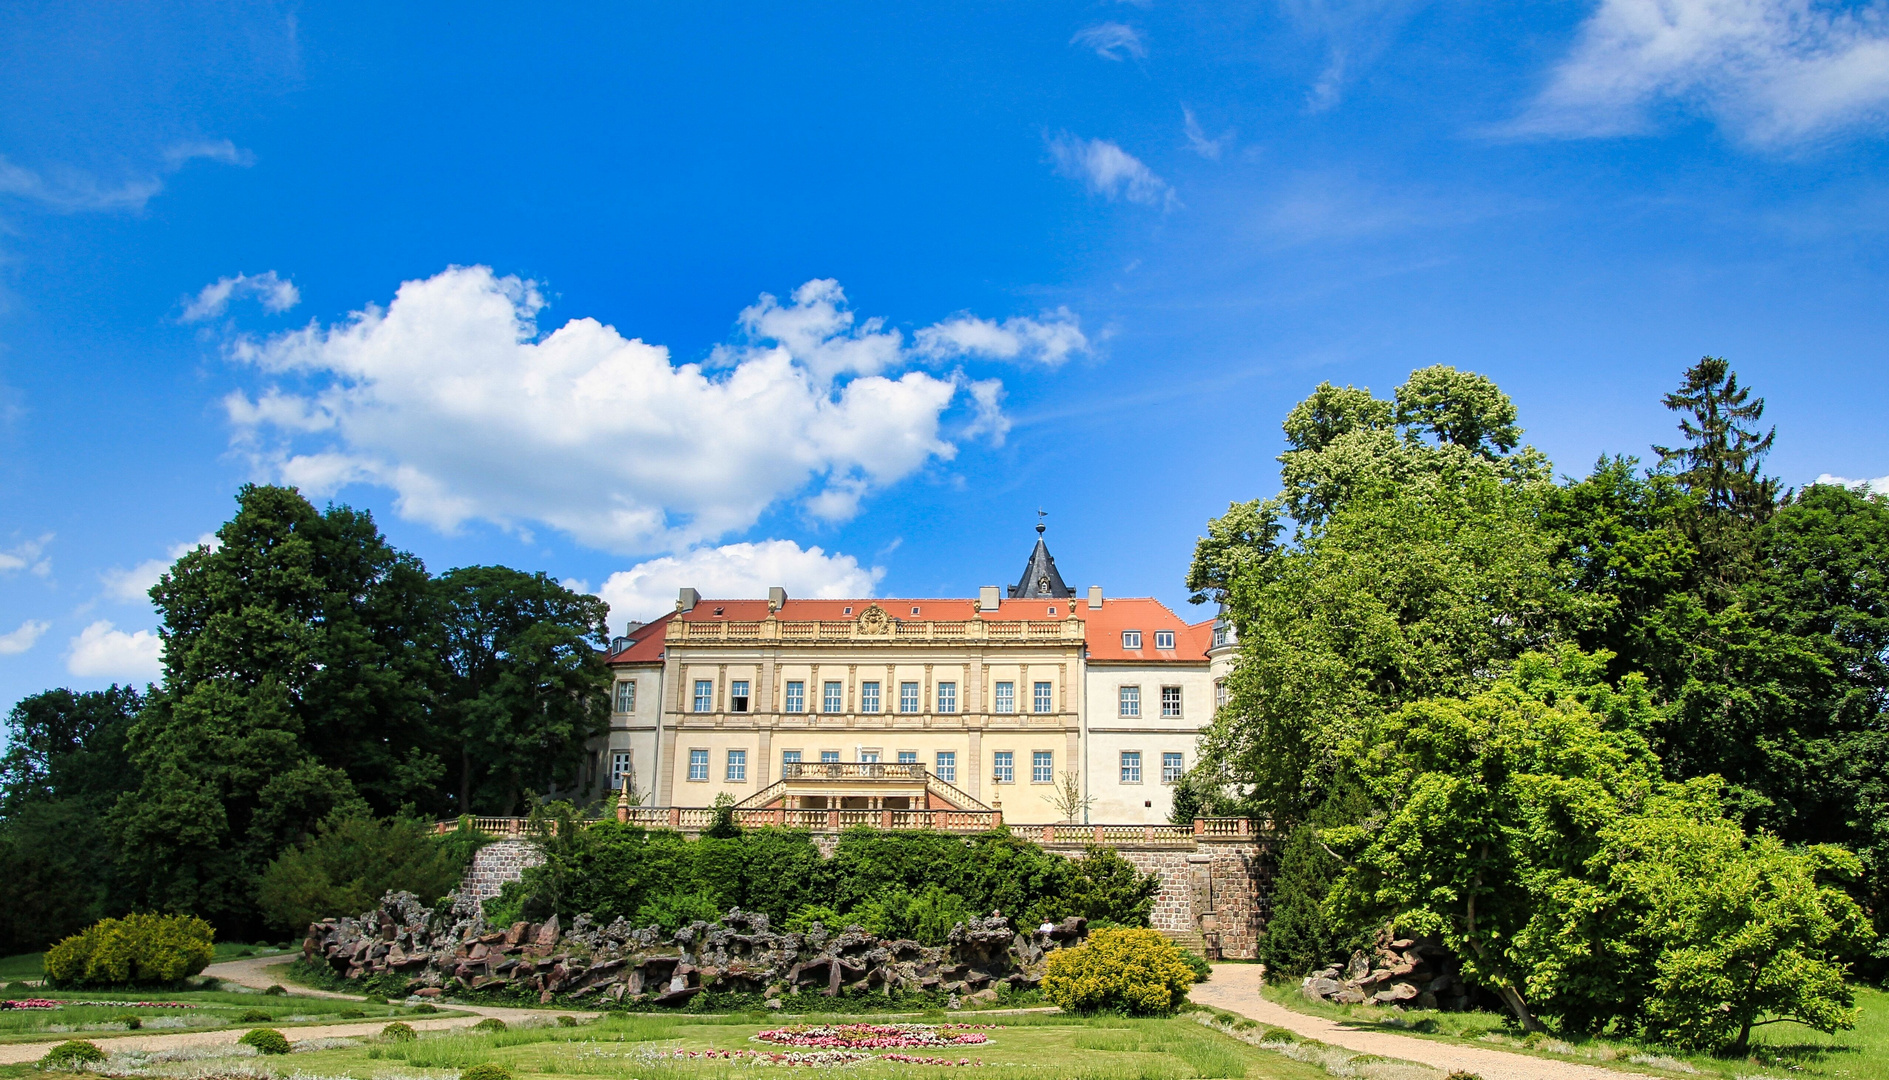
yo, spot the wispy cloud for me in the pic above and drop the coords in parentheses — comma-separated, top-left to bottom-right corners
(1814, 472, 1889, 491)
(0, 533, 52, 577)
(1046, 131, 1177, 208)
(914, 308, 1090, 367)
(100, 534, 220, 603)
(0, 139, 252, 214)
(0, 620, 49, 656)
(1508, 0, 1889, 146)
(1071, 22, 1146, 60)
(183, 272, 300, 322)
(1182, 107, 1231, 159)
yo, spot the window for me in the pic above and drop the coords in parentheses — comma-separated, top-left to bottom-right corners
(693, 680, 713, 713)
(687, 749, 709, 781)
(823, 681, 843, 713)
(1122, 630, 1142, 649)
(610, 750, 632, 784)
(1033, 681, 1053, 713)
(1163, 752, 1185, 783)
(820, 749, 840, 763)
(995, 681, 1015, 713)
(726, 749, 747, 781)
(730, 680, 750, 713)
(613, 680, 636, 712)
(1155, 630, 1175, 650)
(936, 681, 957, 713)
(785, 680, 806, 713)
(897, 750, 917, 764)
(1215, 680, 1228, 710)
(1119, 685, 1141, 717)
(935, 751, 956, 782)
(1213, 624, 1230, 647)
(860, 681, 881, 713)
(1120, 751, 1142, 784)
(993, 751, 1014, 784)
(1032, 750, 1053, 783)
(860, 749, 880, 763)
(899, 681, 920, 713)
(782, 749, 802, 771)
(1161, 685, 1182, 717)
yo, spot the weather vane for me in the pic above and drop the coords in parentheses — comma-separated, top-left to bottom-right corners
(1036, 508, 1047, 534)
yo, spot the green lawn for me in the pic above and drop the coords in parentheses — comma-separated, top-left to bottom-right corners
(0, 988, 451, 1044)
(7, 1012, 1376, 1080)
(1260, 980, 1889, 1080)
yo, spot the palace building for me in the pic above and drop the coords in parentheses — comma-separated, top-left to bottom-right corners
(599, 526, 1234, 824)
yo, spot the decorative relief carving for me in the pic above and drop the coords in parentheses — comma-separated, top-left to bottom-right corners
(857, 603, 891, 635)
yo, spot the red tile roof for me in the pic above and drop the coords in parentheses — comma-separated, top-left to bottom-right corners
(604, 597, 1212, 664)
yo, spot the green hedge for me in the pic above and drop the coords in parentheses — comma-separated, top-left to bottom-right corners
(44, 913, 214, 988)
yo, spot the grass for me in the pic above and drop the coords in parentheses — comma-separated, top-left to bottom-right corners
(0, 987, 453, 1044)
(1259, 978, 1889, 1080)
(4, 1012, 1350, 1080)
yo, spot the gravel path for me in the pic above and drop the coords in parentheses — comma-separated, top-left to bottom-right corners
(1196, 964, 1656, 1080)
(0, 955, 597, 1065)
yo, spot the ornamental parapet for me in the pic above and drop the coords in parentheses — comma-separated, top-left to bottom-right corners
(664, 613, 1084, 646)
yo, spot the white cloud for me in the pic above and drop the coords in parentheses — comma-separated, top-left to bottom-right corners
(0, 620, 49, 655)
(595, 539, 884, 626)
(914, 308, 1089, 366)
(0, 533, 53, 577)
(226, 266, 1064, 553)
(1813, 472, 1889, 491)
(1182, 107, 1229, 160)
(0, 139, 252, 214)
(100, 533, 220, 603)
(65, 621, 164, 679)
(1512, 0, 1889, 145)
(183, 272, 300, 322)
(1071, 22, 1146, 60)
(1047, 132, 1177, 208)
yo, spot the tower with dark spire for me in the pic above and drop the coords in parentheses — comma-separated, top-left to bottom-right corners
(1008, 517, 1075, 599)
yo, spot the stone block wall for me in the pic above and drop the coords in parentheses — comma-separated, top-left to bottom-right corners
(462, 839, 544, 900)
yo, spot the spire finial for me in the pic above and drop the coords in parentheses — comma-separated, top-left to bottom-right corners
(1036, 508, 1047, 535)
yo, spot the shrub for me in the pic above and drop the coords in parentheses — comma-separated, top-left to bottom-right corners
(258, 814, 477, 934)
(114, 1014, 141, 1030)
(556, 1015, 577, 1027)
(632, 891, 723, 933)
(471, 1017, 507, 1032)
(460, 1065, 513, 1080)
(411, 1002, 439, 1014)
(340, 1009, 367, 1018)
(6, 981, 29, 990)
(43, 913, 215, 988)
(364, 995, 389, 1005)
(264, 984, 287, 996)
(1043, 927, 1196, 1016)
(783, 904, 844, 933)
(239, 1028, 291, 1055)
(381, 1021, 417, 1041)
(38, 1041, 106, 1069)
(1059, 846, 1161, 927)
(237, 1008, 272, 1022)
(1178, 951, 1213, 983)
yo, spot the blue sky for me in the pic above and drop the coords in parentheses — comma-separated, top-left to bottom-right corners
(3, 0, 1888, 706)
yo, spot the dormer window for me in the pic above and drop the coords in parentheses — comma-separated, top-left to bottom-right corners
(713, 606, 724, 616)
(911, 606, 921, 615)
(1123, 630, 1142, 649)
(1047, 606, 1056, 615)
(1154, 630, 1175, 650)
(844, 606, 853, 615)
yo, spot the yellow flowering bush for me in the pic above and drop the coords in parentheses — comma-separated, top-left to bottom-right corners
(1042, 927, 1195, 1015)
(45, 913, 215, 988)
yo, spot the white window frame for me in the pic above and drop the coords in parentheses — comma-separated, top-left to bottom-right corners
(1155, 630, 1175, 650)
(693, 680, 713, 713)
(614, 680, 636, 712)
(859, 749, 880, 764)
(897, 749, 917, 764)
(782, 749, 802, 770)
(992, 750, 1014, 784)
(935, 750, 957, 783)
(1033, 681, 1053, 714)
(820, 749, 841, 763)
(1119, 685, 1141, 718)
(687, 748, 709, 781)
(726, 749, 747, 782)
(994, 681, 1015, 713)
(860, 681, 881, 713)
(1032, 750, 1053, 784)
(1122, 630, 1142, 649)
(1162, 752, 1185, 783)
(822, 681, 843, 713)
(610, 750, 632, 784)
(730, 679, 750, 713)
(899, 681, 920, 713)
(1215, 680, 1229, 710)
(1120, 750, 1142, 784)
(936, 681, 957, 713)
(1161, 685, 1182, 718)
(785, 680, 806, 713)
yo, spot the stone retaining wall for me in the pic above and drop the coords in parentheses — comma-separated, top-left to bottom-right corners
(463, 839, 544, 900)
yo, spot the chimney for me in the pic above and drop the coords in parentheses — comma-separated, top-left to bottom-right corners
(977, 585, 1001, 611)
(676, 587, 699, 612)
(1087, 585, 1103, 609)
(623, 620, 646, 636)
(768, 586, 787, 611)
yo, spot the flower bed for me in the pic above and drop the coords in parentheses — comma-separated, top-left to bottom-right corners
(881, 1054, 984, 1066)
(753, 1024, 995, 1050)
(0, 1000, 199, 1010)
(657, 1048, 871, 1067)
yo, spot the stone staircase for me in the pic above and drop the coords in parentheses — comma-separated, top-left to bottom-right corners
(1162, 927, 1210, 955)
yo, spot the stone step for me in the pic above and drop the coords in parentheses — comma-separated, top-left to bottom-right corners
(1161, 928, 1209, 954)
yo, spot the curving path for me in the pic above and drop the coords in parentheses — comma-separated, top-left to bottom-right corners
(1195, 964, 1658, 1080)
(0, 956, 597, 1065)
